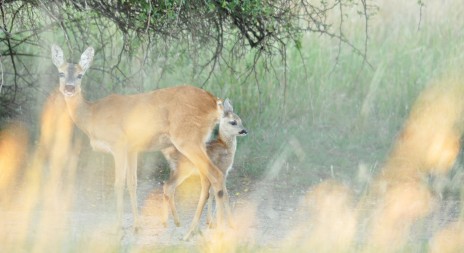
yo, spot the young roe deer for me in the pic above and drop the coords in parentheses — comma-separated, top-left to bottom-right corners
(50, 45, 230, 235)
(161, 99, 247, 238)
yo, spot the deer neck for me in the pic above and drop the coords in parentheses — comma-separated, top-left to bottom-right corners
(63, 92, 93, 134)
(217, 129, 237, 154)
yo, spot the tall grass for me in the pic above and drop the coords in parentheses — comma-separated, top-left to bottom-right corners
(2, 0, 464, 252)
(225, 0, 464, 184)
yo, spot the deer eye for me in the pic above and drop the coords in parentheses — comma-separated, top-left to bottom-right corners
(76, 74, 83, 79)
(58, 73, 65, 78)
(230, 120, 237, 126)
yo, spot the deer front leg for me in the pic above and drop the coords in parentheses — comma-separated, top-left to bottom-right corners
(223, 184, 235, 228)
(126, 151, 139, 232)
(173, 144, 227, 237)
(162, 163, 193, 227)
(206, 188, 214, 226)
(162, 183, 178, 228)
(113, 151, 128, 231)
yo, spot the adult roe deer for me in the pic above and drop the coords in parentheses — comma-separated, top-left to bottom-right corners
(162, 99, 247, 239)
(50, 45, 229, 236)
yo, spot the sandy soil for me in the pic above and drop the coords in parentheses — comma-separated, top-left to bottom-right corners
(1, 150, 461, 252)
(71, 174, 461, 251)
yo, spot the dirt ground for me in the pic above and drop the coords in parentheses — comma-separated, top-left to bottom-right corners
(71, 171, 309, 250)
(71, 169, 462, 251)
(1, 149, 462, 252)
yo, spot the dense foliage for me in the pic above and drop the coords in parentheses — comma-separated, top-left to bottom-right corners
(0, 0, 369, 124)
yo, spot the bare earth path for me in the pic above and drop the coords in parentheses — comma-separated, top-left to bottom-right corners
(1, 151, 461, 252)
(71, 172, 460, 252)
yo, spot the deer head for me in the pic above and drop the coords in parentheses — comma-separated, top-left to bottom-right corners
(221, 98, 248, 137)
(51, 45, 94, 97)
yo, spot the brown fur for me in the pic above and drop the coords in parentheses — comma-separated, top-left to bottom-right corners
(162, 100, 247, 239)
(51, 45, 229, 236)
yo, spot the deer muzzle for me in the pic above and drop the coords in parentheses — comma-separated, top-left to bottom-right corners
(64, 85, 76, 94)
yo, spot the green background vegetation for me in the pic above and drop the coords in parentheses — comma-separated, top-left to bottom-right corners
(1, 1, 464, 188)
(1, 0, 464, 252)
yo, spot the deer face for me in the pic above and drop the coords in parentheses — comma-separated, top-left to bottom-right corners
(51, 45, 94, 97)
(221, 98, 248, 137)
(221, 111, 248, 137)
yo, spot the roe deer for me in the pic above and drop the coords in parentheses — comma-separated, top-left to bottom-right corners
(161, 99, 247, 238)
(50, 45, 229, 235)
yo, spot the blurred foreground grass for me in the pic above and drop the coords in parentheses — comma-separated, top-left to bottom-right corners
(1, 0, 464, 252)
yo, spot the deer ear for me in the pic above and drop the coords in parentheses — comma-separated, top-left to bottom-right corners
(223, 98, 233, 113)
(51, 44, 64, 68)
(79, 47, 94, 73)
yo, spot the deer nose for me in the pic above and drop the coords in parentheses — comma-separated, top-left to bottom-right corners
(64, 85, 75, 93)
(239, 129, 248, 135)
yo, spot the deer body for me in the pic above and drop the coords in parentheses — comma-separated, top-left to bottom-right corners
(51, 45, 228, 236)
(63, 87, 219, 153)
(162, 99, 247, 237)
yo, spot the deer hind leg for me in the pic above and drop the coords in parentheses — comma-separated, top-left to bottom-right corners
(126, 151, 139, 231)
(173, 144, 227, 237)
(162, 160, 193, 227)
(183, 173, 211, 240)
